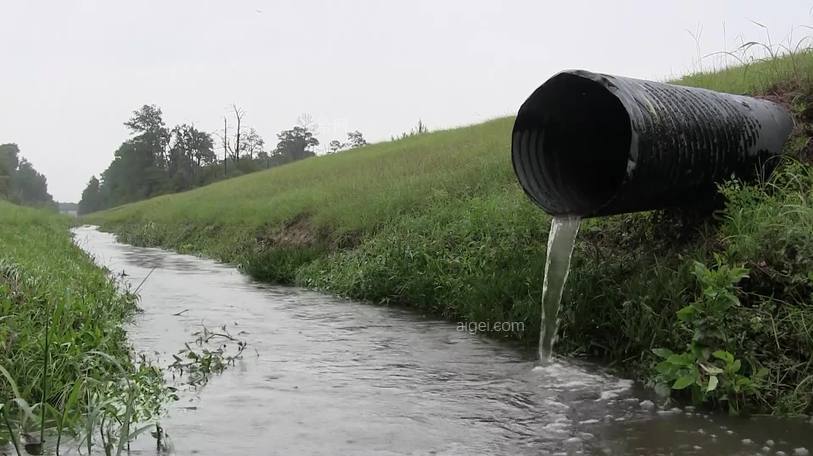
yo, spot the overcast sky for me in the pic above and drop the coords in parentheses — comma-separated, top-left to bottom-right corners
(1, 1, 811, 202)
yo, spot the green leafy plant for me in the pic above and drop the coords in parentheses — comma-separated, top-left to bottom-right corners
(653, 257, 768, 414)
(168, 324, 247, 388)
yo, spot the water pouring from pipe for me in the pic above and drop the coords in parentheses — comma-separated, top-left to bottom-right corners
(538, 216, 580, 363)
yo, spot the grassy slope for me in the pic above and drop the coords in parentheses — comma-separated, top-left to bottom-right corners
(89, 52, 813, 414)
(0, 202, 170, 451)
(0, 203, 136, 403)
(95, 117, 518, 243)
(674, 50, 813, 93)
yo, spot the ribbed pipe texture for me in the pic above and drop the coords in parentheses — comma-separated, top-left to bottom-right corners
(512, 70, 794, 217)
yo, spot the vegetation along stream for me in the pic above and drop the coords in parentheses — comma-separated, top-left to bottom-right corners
(65, 226, 813, 456)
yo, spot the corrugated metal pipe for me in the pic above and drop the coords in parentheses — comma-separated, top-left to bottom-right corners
(511, 70, 794, 217)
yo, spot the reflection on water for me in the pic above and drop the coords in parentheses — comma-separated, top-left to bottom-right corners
(72, 226, 813, 456)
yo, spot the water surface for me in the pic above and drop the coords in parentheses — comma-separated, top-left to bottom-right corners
(72, 226, 813, 456)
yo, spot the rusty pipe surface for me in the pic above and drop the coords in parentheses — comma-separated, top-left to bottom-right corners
(512, 70, 794, 217)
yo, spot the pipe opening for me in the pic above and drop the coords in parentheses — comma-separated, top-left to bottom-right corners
(512, 72, 632, 215)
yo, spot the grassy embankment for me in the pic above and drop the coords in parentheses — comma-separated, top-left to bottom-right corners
(0, 202, 165, 454)
(88, 52, 813, 414)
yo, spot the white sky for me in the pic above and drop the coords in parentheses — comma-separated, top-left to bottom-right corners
(1, 0, 811, 202)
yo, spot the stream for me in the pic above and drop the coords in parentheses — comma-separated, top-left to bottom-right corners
(73, 226, 813, 456)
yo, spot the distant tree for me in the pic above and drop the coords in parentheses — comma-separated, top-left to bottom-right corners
(221, 117, 229, 176)
(226, 105, 245, 162)
(124, 105, 170, 165)
(274, 125, 319, 162)
(256, 150, 272, 168)
(0, 144, 20, 174)
(167, 128, 193, 189)
(328, 140, 344, 154)
(99, 139, 165, 206)
(346, 130, 367, 149)
(167, 124, 215, 191)
(78, 176, 102, 215)
(327, 131, 366, 155)
(187, 126, 216, 167)
(81, 105, 300, 211)
(11, 158, 52, 205)
(88, 104, 175, 204)
(297, 113, 317, 132)
(0, 144, 52, 206)
(240, 128, 264, 160)
(0, 143, 20, 199)
(124, 105, 167, 135)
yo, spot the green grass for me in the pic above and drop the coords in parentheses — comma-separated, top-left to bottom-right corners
(88, 52, 813, 414)
(96, 117, 515, 236)
(0, 202, 166, 453)
(674, 50, 813, 94)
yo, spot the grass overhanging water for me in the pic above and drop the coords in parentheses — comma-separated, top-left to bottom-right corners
(0, 202, 173, 455)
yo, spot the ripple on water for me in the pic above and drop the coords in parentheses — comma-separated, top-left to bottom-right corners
(71, 226, 813, 456)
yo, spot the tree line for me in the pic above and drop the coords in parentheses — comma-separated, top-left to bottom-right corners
(0, 143, 54, 207)
(79, 105, 367, 215)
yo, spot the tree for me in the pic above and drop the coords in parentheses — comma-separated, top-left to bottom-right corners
(99, 139, 165, 206)
(167, 124, 215, 190)
(168, 128, 195, 189)
(0, 143, 20, 199)
(10, 158, 52, 205)
(297, 113, 317, 132)
(124, 104, 166, 135)
(222, 117, 229, 176)
(78, 176, 102, 215)
(0, 144, 52, 206)
(80, 105, 284, 211)
(124, 105, 170, 166)
(0, 144, 20, 174)
(255, 150, 268, 168)
(328, 140, 344, 154)
(187, 126, 216, 167)
(88, 104, 174, 205)
(327, 131, 366, 155)
(346, 130, 367, 149)
(220, 105, 264, 170)
(240, 128, 264, 160)
(0, 168, 7, 199)
(226, 105, 245, 162)
(274, 126, 319, 162)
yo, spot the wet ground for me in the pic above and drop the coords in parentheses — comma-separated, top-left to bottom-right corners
(73, 226, 813, 456)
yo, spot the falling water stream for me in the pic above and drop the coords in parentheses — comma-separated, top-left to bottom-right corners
(539, 216, 581, 363)
(57, 226, 813, 455)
